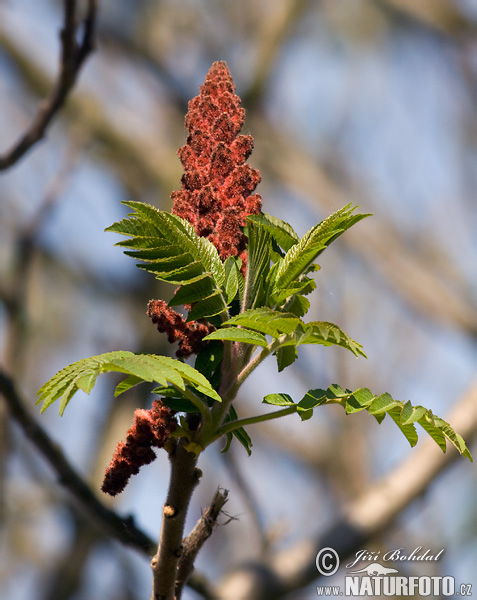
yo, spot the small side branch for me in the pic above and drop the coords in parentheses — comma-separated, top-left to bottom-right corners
(175, 488, 229, 598)
(0, 0, 98, 170)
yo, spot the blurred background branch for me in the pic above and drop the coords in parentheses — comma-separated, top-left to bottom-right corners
(0, 0, 97, 170)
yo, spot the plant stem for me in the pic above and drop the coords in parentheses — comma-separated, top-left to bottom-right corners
(206, 339, 282, 447)
(213, 405, 297, 441)
(175, 384, 212, 426)
(150, 440, 201, 600)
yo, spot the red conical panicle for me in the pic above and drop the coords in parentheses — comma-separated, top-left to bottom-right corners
(171, 61, 262, 265)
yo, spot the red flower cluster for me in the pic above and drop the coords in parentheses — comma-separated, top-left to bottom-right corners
(147, 299, 215, 358)
(171, 61, 262, 264)
(101, 400, 177, 496)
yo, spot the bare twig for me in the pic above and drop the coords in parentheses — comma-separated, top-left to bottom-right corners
(175, 488, 229, 599)
(0, 140, 82, 529)
(0, 368, 155, 555)
(244, 0, 308, 107)
(376, 0, 475, 37)
(1, 139, 82, 370)
(222, 448, 267, 550)
(0, 0, 97, 170)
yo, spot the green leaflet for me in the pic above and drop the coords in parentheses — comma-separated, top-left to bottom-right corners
(274, 385, 472, 460)
(194, 341, 224, 379)
(151, 384, 218, 413)
(37, 351, 221, 415)
(282, 294, 311, 318)
(400, 401, 428, 425)
(297, 321, 366, 358)
(263, 393, 295, 406)
(247, 213, 299, 252)
(229, 425, 253, 456)
(203, 328, 268, 347)
(262, 392, 316, 421)
(388, 407, 419, 447)
(224, 308, 300, 338)
(272, 239, 326, 293)
(222, 405, 253, 456)
(243, 221, 271, 310)
(107, 202, 229, 318)
(224, 256, 243, 304)
(271, 278, 317, 308)
(187, 291, 228, 321)
(169, 275, 217, 306)
(275, 345, 298, 372)
(109, 202, 230, 317)
(114, 375, 144, 397)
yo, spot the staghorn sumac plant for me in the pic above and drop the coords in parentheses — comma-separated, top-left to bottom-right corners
(37, 62, 472, 600)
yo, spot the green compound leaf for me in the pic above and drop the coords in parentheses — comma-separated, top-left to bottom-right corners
(210, 310, 365, 371)
(107, 202, 229, 319)
(37, 351, 221, 416)
(110, 201, 225, 283)
(263, 386, 472, 460)
(270, 205, 370, 293)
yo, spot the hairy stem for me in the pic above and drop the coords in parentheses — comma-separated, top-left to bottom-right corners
(150, 440, 201, 600)
(214, 406, 297, 441)
(218, 340, 279, 411)
(207, 341, 278, 446)
(174, 384, 212, 426)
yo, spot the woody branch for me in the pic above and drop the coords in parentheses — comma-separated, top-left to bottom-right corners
(0, 0, 97, 170)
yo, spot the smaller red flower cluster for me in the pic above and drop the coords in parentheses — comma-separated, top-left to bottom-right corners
(171, 61, 262, 264)
(101, 400, 177, 497)
(147, 299, 215, 358)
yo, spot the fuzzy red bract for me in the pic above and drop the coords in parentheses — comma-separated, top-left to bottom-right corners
(101, 400, 177, 496)
(171, 61, 262, 264)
